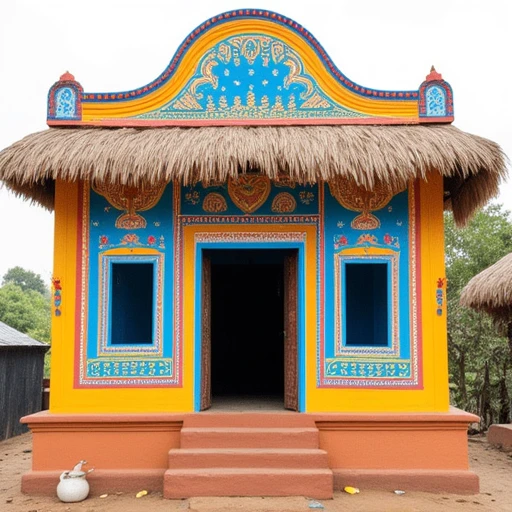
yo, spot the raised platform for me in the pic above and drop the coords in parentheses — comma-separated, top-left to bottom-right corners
(20, 407, 479, 497)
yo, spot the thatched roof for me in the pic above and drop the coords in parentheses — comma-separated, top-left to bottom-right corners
(0, 124, 507, 226)
(460, 253, 512, 324)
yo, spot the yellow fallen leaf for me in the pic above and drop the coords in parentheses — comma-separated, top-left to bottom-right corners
(136, 490, 148, 498)
(344, 486, 360, 495)
(99, 494, 108, 498)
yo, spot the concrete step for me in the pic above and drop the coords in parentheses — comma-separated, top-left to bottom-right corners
(168, 448, 329, 469)
(183, 413, 316, 428)
(180, 427, 319, 449)
(163, 468, 333, 499)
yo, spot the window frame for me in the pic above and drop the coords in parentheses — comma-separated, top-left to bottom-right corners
(334, 252, 400, 357)
(342, 260, 391, 348)
(98, 253, 164, 356)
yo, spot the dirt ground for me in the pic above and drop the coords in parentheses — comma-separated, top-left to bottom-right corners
(1, 433, 511, 512)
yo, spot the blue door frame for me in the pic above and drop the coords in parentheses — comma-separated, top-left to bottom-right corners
(193, 242, 306, 412)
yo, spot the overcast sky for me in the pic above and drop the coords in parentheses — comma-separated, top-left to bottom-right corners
(0, 0, 511, 282)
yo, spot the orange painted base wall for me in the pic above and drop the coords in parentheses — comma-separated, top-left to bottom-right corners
(316, 408, 479, 493)
(21, 412, 183, 496)
(21, 407, 478, 496)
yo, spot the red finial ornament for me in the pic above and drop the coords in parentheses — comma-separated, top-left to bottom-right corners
(426, 66, 443, 81)
(59, 71, 75, 81)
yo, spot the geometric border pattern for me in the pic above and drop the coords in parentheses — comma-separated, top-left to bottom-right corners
(334, 252, 400, 357)
(320, 182, 422, 388)
(189, 229, 309, 412)
(75, 182, 180, 387)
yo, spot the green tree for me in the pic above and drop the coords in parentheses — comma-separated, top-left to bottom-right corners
(2, 266, 49, 296)
(0, 283, 51, 342)
(445, 204, 512, 427)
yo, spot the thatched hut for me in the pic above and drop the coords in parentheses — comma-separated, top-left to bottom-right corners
(460, 252, 512, 446)
(0, 9, 507, 499)
(460, 252, 512, 334)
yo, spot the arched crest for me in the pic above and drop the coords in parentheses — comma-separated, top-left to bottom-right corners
(47, 10, 454, 126)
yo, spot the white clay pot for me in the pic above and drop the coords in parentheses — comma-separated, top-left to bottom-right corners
(56, 470, 91, 503)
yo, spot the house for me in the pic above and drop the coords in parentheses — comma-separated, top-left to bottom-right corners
(0, 321, 49, 440)
(0, 9, 506, 498)
(461, 252, 512, 448)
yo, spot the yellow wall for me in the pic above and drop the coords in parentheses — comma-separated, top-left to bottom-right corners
(50, 176, 448, 414)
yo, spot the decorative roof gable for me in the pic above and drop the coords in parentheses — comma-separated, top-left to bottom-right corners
(47, 10, 453, 127)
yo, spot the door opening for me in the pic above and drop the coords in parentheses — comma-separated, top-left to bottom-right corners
(201, 249, 298, 411)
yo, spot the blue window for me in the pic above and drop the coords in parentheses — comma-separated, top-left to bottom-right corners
(344, 262, 389, 347)
(110, 262, 154, 345)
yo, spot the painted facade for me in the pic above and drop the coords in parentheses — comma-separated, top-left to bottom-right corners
(50, 173, 447, 413)
(12, 9, 484, 497)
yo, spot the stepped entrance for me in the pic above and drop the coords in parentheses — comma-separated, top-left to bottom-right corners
(164, 412, 333, 498)
(201, 249, 299, 411)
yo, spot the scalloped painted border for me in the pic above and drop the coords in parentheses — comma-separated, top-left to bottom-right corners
(82, 9, 417, 104)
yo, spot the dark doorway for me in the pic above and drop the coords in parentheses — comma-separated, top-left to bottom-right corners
(201, 249, 298, 410)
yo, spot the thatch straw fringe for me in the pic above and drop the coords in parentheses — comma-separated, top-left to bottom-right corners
(0, 125, 507, 224)
(460, 252, 512, 325)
